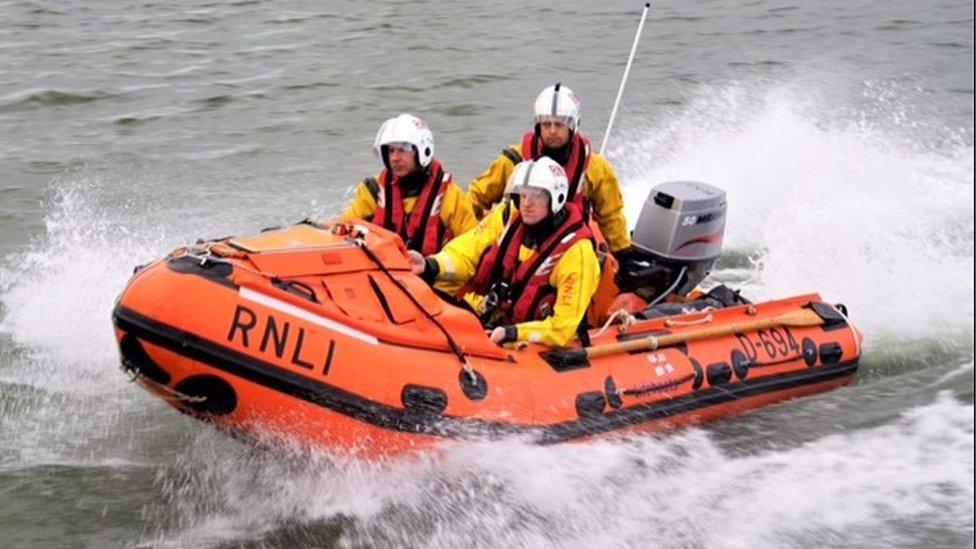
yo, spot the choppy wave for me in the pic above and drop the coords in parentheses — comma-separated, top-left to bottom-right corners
(0, 88, 119, 112)
(131, 390, 971, 548)
(0, 172, 171, 388)
(613, 79, 974, 346)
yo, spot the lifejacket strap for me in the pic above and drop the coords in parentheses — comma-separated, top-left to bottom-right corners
(364, 177, 380, 202)
(501, 147, 523, 166)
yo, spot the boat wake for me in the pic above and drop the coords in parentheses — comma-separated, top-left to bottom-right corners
(612, 80, 974, 347)
(141, 388, 973, 547)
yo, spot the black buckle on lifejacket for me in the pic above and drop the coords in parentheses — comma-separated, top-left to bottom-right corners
(481, 282, 511, 325)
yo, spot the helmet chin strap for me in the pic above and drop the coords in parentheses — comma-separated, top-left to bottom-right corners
(398, 167, 428, 194)
(541, 138, 572, 166)
(380, 145, 392, 172)
(524, 208, 566, 246)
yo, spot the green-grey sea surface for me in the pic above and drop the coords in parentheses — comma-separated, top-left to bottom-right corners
(1, 1, 973, 547)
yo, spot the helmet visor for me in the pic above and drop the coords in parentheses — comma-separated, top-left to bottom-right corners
(384, 142, 416, 153)
(514, 186, 550, 204)
(534, 114, 574, 128)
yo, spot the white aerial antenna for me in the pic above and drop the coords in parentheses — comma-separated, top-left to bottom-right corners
(600, 3, 651, 156)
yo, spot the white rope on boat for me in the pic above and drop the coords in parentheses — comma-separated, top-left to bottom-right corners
(593, 308, 639, 338)
(664, 313, 714, 327)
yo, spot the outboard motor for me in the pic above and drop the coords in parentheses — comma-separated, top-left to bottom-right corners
(626, 181, 727, 303)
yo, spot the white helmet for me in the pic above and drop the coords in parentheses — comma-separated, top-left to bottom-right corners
(532, 83, 581, 132)
(507, 157, 570, 214)
(373, 113, 435, 168)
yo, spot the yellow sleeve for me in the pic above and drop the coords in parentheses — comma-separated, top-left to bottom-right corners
(514, 239, 601, 347)
(341, 176, 380, 221)
(430, 202, 508, 283)
(466, 145, 522, 219)
(584, 154, 631, 253)
(440, 183, 477, 238)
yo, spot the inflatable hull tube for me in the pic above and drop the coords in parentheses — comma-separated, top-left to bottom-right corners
(113, 222, 861, 456)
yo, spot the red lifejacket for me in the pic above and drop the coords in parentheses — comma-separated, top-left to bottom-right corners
(470, 203, 592, 323)
(372, 160, 452, 256)
(520, 131, 591, 210)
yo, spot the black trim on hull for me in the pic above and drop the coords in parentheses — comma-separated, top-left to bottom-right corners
(166, 255, 238, 289)
(113, 305, 859, 444)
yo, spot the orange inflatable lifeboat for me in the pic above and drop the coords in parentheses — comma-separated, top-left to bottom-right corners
(112, 213, 862, 456)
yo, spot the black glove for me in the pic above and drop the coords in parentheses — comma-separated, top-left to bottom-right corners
(612, 247, 646, 291)
(420, 257, 440, 285)
(614, 247, 672, 292)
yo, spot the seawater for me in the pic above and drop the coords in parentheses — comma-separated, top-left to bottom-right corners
(1, 1, 972, 547)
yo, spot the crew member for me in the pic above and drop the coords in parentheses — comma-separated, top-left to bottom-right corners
(466, 84, 643, 287)
(343, 113, 475, 255)
(410, 157, 600, 348)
